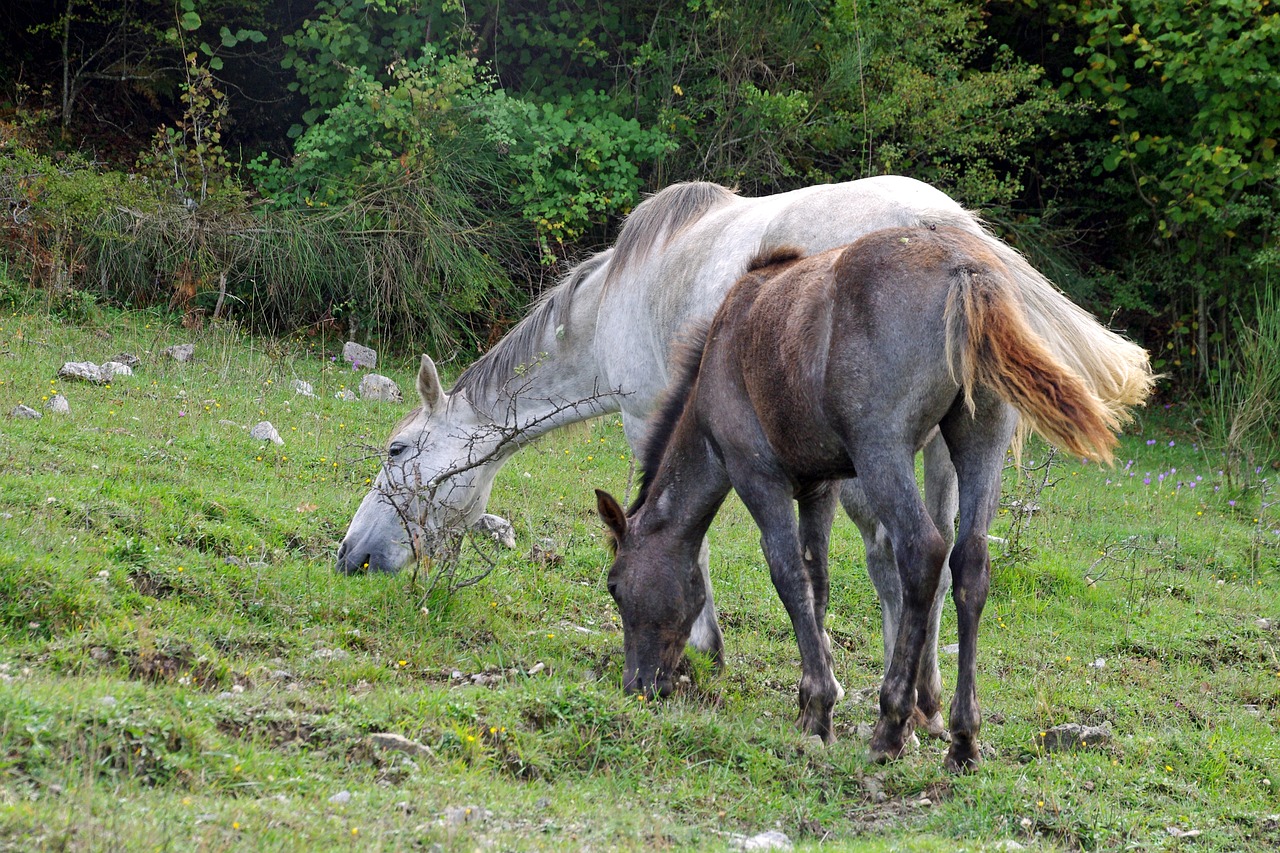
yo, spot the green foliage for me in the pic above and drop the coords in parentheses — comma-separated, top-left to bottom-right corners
(281, 0, 465, 130)
(1062, 0, 1280, 259)
(491, 91, 675, 262)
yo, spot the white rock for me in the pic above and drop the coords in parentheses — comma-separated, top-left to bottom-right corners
(45, 394, 70, 414)
(737, 830, 793, 851)
(291, 379, 317, 398)
(101, 362, 133, 379)
(58, 361, 106, 383)
(359, 373, 402, 402)
(342, 341, 378, 370)
(328, 790, 352, 805)
(249, 421, 284, 445)
(162, 344, 195, 362)
(10, 404, 41, 419)
(334, 389, 356, 402)
(473, 514, 517, 548)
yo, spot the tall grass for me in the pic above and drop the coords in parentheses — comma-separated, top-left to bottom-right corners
(1203, 284, 1280, 482)
(0, 147, 530, 356)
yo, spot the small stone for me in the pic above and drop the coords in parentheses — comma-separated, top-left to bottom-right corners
(991, 841, 1026, 851)
(108, 352, 141, 368)
(736, 830, 793, 851)
(267, 670, 293, 682)
(1038, 722, 1112, 753)
(358, 373, 402, 402)
(291, 379, 317, 398)
(527, 662, 546, 676)
(1089, 658, 1106, 669)
(334, 389, 356, 402)
(57, 361, 106, 383)
(328, 790, 352, 805)
(1257, 618, 1274, 631)
(100, 695, 117, 706)
(473, 514, 517, 548)
(45, 394, 70, 414)
(342, 341, 378, 370)
(100, 361, 133, 379)
(941, 643, 960, 655)
(250, 421, 284, 445)
(10, 404, 41, 420)
(443, 805, 488, 826)
(369, 732, 436, 760)
(162, 344, 195, 362)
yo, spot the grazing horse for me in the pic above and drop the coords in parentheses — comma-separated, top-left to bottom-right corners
(336, 176, 1153, 738)
(595, 225, 1149, 772)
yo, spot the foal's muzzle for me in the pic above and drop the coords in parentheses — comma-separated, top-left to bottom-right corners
(623, 666, 675, 699)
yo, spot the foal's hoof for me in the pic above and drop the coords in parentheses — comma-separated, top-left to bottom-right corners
(943, 742, 982, 774)
(868, 719, 913, 764)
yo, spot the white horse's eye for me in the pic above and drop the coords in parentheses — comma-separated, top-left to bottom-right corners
(388, 442, 409, 458)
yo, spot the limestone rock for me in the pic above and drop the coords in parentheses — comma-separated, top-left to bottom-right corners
(162, 344, 195, 362)
(58, 361, 106, 384)
(359, 373, 402, 402)
(342, 341, 377, 370)
(473, 514, 517, 548)
(1038, 721, 1111, 753)
(250, 421, 284, 445)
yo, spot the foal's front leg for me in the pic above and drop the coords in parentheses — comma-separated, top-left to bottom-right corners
(739, 479, 843, 743)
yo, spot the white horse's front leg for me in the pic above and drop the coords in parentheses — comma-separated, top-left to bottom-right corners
(688, 536, 725, 667)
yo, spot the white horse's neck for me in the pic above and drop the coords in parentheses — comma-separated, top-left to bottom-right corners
(450, 252, 620, 444)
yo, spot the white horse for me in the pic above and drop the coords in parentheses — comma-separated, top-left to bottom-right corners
(336, 176, 1153, 737)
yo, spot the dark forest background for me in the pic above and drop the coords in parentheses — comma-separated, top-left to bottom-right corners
(1, 1, 1276, 422)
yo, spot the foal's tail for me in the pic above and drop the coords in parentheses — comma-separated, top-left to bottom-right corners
(944, 262, 1134, 464)
(931, 213, 1157, 424)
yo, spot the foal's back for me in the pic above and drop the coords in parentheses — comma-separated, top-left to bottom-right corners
(697, 226, 999, 480)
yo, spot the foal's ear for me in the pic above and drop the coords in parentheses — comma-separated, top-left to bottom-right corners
(417, 354, 448, 414)
(595, 489, 627, 547)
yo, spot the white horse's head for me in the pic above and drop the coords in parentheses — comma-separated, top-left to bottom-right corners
(336, 355, 504, 574)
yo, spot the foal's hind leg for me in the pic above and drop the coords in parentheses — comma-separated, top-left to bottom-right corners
(939, 395, 1018, 772)
(839, 432, 956, 741)
(848, 452, 950, 763)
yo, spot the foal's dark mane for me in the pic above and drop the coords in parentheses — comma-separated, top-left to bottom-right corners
(631, 320, 712, 514)
(631, 246, 806, 514)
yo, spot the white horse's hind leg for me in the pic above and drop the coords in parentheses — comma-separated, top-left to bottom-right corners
(839, 432, 956, 741)
(688, 536, 726, 666)
(918, 433, 958, 740)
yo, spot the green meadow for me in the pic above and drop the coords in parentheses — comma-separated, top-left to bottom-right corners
(1, 309, 1277, 851)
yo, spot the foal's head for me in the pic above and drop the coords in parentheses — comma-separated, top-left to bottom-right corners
(595, 489, 706, 697)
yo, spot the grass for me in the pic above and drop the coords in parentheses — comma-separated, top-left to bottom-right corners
(1, 308, 1278, 851)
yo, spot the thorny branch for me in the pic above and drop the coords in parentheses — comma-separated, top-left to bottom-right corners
(348, 373, 627, 599)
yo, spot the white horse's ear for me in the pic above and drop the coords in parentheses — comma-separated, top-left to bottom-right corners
(595, 488, 627, 549)
(418, 354, 447, 414)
